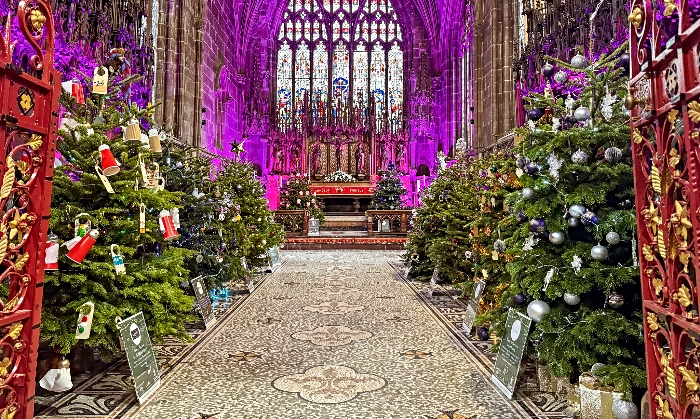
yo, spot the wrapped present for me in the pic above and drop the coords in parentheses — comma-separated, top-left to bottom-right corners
(537, 364, 572, 397)
(579, 373, 629, 419)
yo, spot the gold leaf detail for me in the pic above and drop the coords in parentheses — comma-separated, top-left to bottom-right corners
(0, 357, 10, 378)
(661, 350, 677, 398)
(656, 395, 674, 419)
(26, 134, 42, 151)
(0, 157, 14, 200)
(664, 0, 678, 16)
(669, 148, 680, 169)
(679, 366, 699, 392)
(675, 284, 693, 309)
(647, 312, 660, 331)
(643, 244, 655, 261)
(669, 109, 679, 124)
(14, 253, 28, 272)
(3, 295, 18, 313)
(632, 128, 645, 144)
(689, 102, 700, 123)
(7, 322, 22, 340)
(651, 165, 661, 193)
(680, 251, 693, 273)
(658, 227, 667, 259)
(652, 277, 664, 299)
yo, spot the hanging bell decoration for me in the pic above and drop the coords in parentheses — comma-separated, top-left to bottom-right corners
(159, 210, 179, 241)
(123, 119, 142, 142)
(98, 144, 120, 176)
(148, 129, 162, 153)
(39, 358, 73, 392)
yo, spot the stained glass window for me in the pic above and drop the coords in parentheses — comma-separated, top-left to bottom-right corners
(276, 0, 403, 128)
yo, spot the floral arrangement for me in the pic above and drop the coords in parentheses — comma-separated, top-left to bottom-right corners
(324, 170, 356, 183)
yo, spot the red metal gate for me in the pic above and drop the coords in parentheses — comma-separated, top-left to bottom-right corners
(0, 1, 60, 418)
(630, 0, 700, 416)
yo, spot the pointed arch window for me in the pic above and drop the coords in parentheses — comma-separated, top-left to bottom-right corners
(276, 0, 403, 129)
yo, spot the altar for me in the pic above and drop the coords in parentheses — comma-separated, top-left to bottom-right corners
(310, 183, 374, 213)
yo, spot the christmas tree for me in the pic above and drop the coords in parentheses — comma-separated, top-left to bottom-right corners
(279, 175, 324, 224)
(369, 166, 407, 210)
(42, 76, 196, 357)
(496, 43, 645, 392)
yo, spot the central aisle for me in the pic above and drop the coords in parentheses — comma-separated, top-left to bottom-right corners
(128, 251, 524, 419)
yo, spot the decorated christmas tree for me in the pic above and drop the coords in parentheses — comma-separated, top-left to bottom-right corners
(369, 166, 408, 210)
(279, 175, 324, 223)
(495, 44, 645, 392)
(43, 76, 195, 357)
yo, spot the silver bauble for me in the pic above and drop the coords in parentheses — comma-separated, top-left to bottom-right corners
(591, 244, 609, 261)
(574, 106, 592, 122)
(611, 399, 639, 419)
(516, 156, 530, 169)
(549, 231, 565, 245)
(88, 229, 100, 240)
(522, 187, 535, 199)
(527, 300, 550, 322)
(554, 70, 569, 84)
(571, 53, 588, 69)
(591, 362, 607, 378)
(607, 292, 625, 308)
(494, 239, 506, 252)
(563, 292, 581, 305)
(568, 217, 581, 227)
(604, 146, 623, 163)
(571, 149, 589, 164)
(568, 204, 587, 218)
(606, 231, 621, 245)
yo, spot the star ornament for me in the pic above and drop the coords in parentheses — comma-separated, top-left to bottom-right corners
(231, 140, 245, 154)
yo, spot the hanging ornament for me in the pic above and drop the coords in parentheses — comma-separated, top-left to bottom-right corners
(606, 292, 625, 308)
(591, 244, 609, 261)
(571, 149, 589, 164)
(522, 233, 540, 251)
(554, 70, 569, 84)
(527, 300, 550, 322)
(581, 210, 599, 226)
(476, 327, 490, 340)
(494, 239, 506, 252)
(522, 187, 535, 199)
(611, 399, 638, 419)
(515, 156, 530, 169)
(568, 217, 581, 227)
(563, 292, 581, 305)
(75, 302, 94, 339)
(516, 211, 529, 223)
(39, 358, 73, 392)
(529, 218, 546, 233)
(111, 244, 126, 275)
(618, 53, 631, 70)
(542, 268, 555, 291)
(159, 210, 179, 241)
(572, 255, 583, 273)
(123, 119, 142, 143)
(604, 146, 622, 163)
(606, 231, 621, 245)
(44, 233, 59, 271)
(568, 204, 587, 218)
(570, 53, 588, 69)
(98, 145, 120, 176)
(601, 86, 618, 121)
(549, 231, 565, 245)
(464, 250, 472, 259)
(513, 293, 526, 306)
(66, 229, 99, 264)
(547, 153, 562, 182)
(528, 109, 543, 121)
(148, 129, 162, 153)
(573, 107, 592, 122)
(541, 63, 555, 77)
(170, 208, 181, 229)
(525, 161, 540, 175)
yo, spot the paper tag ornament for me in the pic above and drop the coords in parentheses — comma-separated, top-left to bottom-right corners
(170, 208, 180, 228)
(75, 302, 95, 339)
(44, 233, 59, 270)
(95, 166, 115, 194)
(139, 203, 146, 234)
(111, 244, 126, 275)
(93, 67, 108, 95)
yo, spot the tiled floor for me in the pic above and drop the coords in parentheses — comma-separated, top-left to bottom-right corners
(121, 251, 534, 419)
(36, 251, 565, 419)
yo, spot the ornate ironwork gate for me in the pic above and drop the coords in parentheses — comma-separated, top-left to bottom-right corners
(0, 0, 60, 418)
(630, 0, 700, 416)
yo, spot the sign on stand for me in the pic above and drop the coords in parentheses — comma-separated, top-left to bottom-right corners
(268, 245, 282, 266)
(462, 280, 486, 333)
(491, 309, 532, 399)
(191, 276, 216, 328)
(427, 268, 438, 297)
(308, 218, 320, 236)
(117, 312, 160, 403)
(404, 260, 412, 278)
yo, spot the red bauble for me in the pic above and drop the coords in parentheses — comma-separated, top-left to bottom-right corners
(452, 238, 459, 244)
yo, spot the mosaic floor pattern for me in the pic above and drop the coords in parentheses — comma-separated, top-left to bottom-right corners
(124, 251, 533, 419)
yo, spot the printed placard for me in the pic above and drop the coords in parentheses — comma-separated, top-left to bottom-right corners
(491, 309, 532, 399)
(462, 280, 486, 333)
(190, 276, 216, 328)
(117, 312, 160, 404)
(268, 245, 281, 266)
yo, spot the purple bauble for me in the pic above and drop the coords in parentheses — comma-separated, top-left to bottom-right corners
(542, 63, 555, 78)
(619, 53, 630, 70)
(516, 210, 529, 223)
(476, 327, 490, 341)
(529, 218, 546, 233)
(581, 210, 599, 226)
(525, 161, 540, 175)
(513, 293, 527, 306)
(528, 108, 543, 121)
